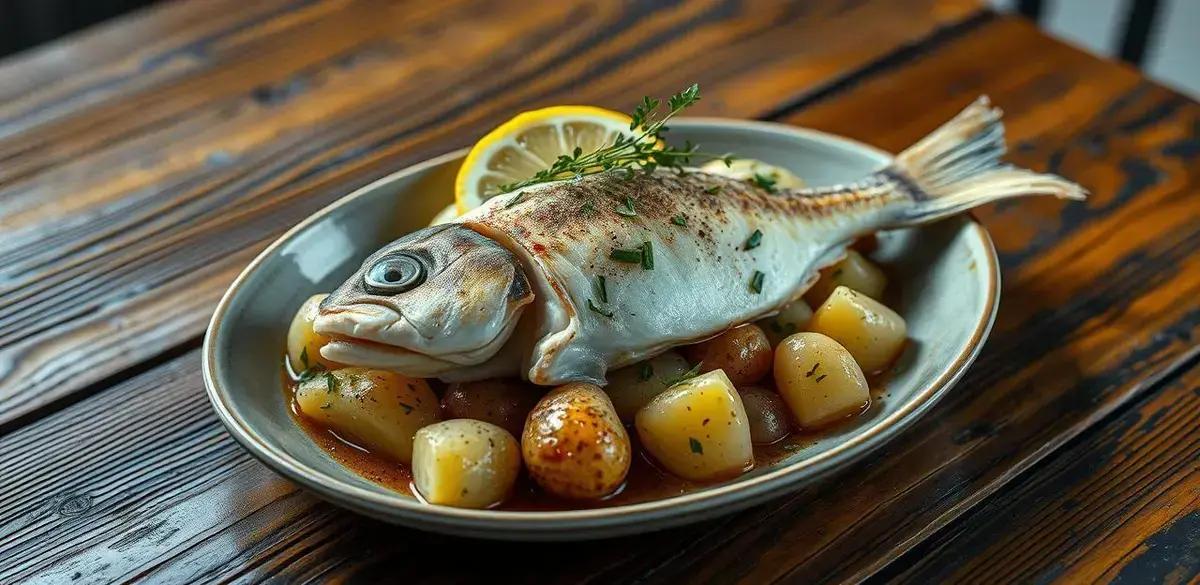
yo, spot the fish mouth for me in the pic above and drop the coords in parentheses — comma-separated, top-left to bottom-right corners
(313, 302, 516, 373)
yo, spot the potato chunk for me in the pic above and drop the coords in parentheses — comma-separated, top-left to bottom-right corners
(635, 370, 754, 482)
(805, 250, 888, 305)
(774, 332, 869, 429)
(441, 378, 541, 438)
(739, 386, 792, 444)
(684, 324, 773, 386)
(757, 299, 814, 347)
(287, 294, 342, 371)
(808, 286, 907, 373)
(412, 420, 521, 509)
(295, 368, 439, 464)
(605, 351, 692, 423)
(522, 383, 630, 499)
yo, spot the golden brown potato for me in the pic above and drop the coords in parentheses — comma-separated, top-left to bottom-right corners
(635, 370, 754, 481)
(773, 332, 870, 429)
(295, 368, 439, 463)
(412, 419, 521, 509)
(287, 294, 342, 372)
(605, 351, 692, 423)
(522, 382, 631, 499)
(757, 299, 814, 347)
(738, 386, 792, 444)
(805, 250, 888, 305)
(684, 324, 772, 386)
(807, 286, 907, 373)
(441, 378, 541, 438)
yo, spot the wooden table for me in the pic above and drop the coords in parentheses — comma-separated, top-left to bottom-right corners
(2, 1, 1197, 583)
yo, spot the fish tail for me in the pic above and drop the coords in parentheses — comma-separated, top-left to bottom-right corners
(882, 96, 1086, 227)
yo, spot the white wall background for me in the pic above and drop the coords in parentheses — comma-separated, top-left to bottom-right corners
(991, 0, 1200, 98)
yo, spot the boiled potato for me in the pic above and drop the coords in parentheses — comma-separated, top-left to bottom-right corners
(428, 203, 459, 226)
(295, 368, 439, 463)
(757, 299, 814, 347)
(441, 378, 541, 438)
(522, 382, 630, 499)
(635, 370, 754, 481)
(739, 386, 791, 444)
(412, 419, 521, 509)
(605, 351, 692, 422)
(684, 324, 772, 386)
(805, 250, 887, 305)
(808, 286, 907, 373)
(700, 158, 806, 190)
(287, 294, 342, 372)
(774, 332, 869, 429)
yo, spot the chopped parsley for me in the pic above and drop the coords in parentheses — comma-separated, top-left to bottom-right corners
(504, 191, 526, 208)
(671, 214, 688, 227)
(751, 172, 778, 193)
(325, 372, 337, 394)
(615, 195, 638, 217)
(399, 401, 414, 415)
(750, 270, 765, 294)
(744, 229, 763, 250)
(641, 240, 654, 270)
(299, 347, 309, 369)
(595, 275, 608, 303)
(667, 361, 704, 387)
(638, 362, 654, 381)
(689, 437, 704, 455)
(704, 185, 721, 194)
(610, 248, 643, 263)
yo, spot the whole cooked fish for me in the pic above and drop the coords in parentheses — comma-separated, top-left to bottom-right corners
(315, 98, 1085, 385)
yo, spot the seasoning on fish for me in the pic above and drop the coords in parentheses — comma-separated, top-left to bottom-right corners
(315, 97, 1085, 385)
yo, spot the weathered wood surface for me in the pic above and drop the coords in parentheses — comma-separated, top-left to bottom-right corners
(0, 0, 983, 427)
(2, 8, 1199, 583)
(889, 363, 1200, 584)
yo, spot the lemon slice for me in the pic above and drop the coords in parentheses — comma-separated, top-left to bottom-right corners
(455, 106, 636, 214)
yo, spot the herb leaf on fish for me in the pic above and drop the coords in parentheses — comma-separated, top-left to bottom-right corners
(641, 241, 654, 270)
(496, 84, 710, 194)
(588, 299, 614, 318)
(744, 229, 763, 250)
(595, 275, 609, 303)
(610, 248, 643, 264)
(615, 195, 638, 217)
(671, 214, 688, 227)
(750, 270, 765, 294)
(751, 172, 778, 193)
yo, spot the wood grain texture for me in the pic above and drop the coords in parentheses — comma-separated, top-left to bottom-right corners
(0, 0, 983, 427)
(886, 362, 1200, 584)
(1, 14, 1198, 585)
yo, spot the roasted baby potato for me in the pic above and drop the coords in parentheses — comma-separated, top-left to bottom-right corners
(605, 351, 692, 422)
(684, 324, 773, 386)
(635, 370, 754, 481)
(412, 419, 521, 509)
(757, 299, 814, 347)
(738, 386, 792, 444)
(805, 250, 888, 305)
(808, 285, 907, 373)
(774, 332, 870, 429)
(441, 378, 541, 438)
(295, 368, 439, 463)
(700, 158, 806, 189)
(522, 382, 631, 499)
(287, 294, 342, 371)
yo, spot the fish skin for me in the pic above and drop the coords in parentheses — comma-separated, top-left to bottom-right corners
(458, 169, 904, 385)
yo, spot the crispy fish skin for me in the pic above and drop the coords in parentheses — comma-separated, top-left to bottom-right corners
(320, 97, 1085, 385)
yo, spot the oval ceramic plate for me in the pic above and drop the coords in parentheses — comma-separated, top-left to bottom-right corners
(203, 119, 999, 540)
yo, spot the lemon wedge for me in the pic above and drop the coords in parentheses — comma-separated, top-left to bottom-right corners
(454, 106, 636, 214)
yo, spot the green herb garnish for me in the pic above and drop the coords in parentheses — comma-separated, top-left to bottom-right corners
(615, 195, 638, 217)
(610, 248, 643, 264)
(588, 298, 614, 318)
(667, 361, 704, 387)
(671, 214, 687, 226)
(399, 402, 414, 415)
(689, 437, 704, 455)
(750, 270, 765, 293)
(299, 347, 309, 369)
(579, 201, 596, 214)
(325, 372, 338, 394)
(751, 172, 778, 193)
(704, 185, 721, 194)
(641, 240, 654, 270)
(298, 363, 326, 382)
(504, 191, 526, 208)
(595, 275, 609, 303)
(496, 84, 706, 194)
(744, 229, 763, 250)
(639, 362, 654, 381)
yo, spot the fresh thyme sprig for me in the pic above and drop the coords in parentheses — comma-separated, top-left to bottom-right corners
(496, 84, 732, 194)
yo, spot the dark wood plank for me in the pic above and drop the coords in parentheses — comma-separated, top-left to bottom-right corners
(887, 362, 1200, 584)
(0, 0, 984, 427)
(2, 15, 1198, 585)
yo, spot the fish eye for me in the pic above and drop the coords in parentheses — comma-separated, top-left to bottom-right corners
(365, 253, 426, 294)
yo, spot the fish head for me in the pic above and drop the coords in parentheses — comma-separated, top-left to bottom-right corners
(314, 224, 534, 374)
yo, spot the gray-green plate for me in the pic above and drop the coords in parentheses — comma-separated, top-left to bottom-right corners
(203, 119, 999, 540)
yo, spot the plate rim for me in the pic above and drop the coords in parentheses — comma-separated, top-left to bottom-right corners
(202, 118, 1000, 535)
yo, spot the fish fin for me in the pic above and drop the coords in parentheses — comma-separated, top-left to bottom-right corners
(885, 96, 1086, 227)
